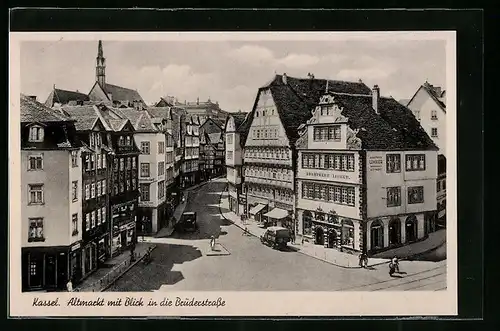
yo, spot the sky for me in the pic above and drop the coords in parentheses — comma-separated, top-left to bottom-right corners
(20, 38, 446, 112)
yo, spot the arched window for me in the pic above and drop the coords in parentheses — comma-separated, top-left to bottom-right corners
(28, 125, 44, 142)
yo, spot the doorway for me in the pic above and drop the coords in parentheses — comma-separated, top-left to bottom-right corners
(28, 257, 42, 288)
(45, 255, 57, 287)
(315, 227, 325, 246)
(389, 218, 401, 246)
(405, 215, 417, 243)
(328, 229, 338, 248)
(370, 220, 384, 250)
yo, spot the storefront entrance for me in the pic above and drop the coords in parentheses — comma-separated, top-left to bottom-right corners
(315, 227, 325, 246)
(370, 220, 384, 250)
(328, 228, 338, 248)
(389, 218, 401, 246)
(405, 215, 417, 243)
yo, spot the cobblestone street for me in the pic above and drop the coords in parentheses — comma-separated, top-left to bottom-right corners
(107, 178, 447, 292)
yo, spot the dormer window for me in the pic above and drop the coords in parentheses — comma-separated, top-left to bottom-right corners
(29, 125, 44, 142)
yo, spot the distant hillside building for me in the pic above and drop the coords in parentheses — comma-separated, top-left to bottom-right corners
(156, 97, 228, 124)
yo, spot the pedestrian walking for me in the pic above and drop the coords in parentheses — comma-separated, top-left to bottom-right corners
(66, 278, 73, 292)
(391, 256, 400, 273)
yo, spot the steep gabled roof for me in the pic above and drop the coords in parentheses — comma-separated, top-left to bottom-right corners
(407, 81, 446, 112)
(232, 112, 248, 129)
(21, 94, 74, 123)
(246, 74, 372, 146)
(44, 88, 90, 107)
(299, 93, 437, 151)
(62, 105, 100, 131)
(201, 117, 223, 134)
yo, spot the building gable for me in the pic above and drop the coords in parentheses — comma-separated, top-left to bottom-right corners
(88, 81, 110, 102)
(225, 116, 236, 132)
(244, 89, 290, 148)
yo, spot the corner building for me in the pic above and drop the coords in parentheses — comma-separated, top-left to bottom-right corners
(295, 85, 438, 255)
(242, 74, 371, 230)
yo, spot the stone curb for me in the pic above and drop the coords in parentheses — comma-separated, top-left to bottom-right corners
(217, 186, 362, 269)
(100, 244, 158, 292)
(217, 184, 444, 270)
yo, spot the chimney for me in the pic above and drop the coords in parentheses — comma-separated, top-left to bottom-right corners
(282, 73, 287, 85)
(197, 97, 199, 105)
(372, 85, 380, 114)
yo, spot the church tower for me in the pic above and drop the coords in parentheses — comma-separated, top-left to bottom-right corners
(96, 40, 106, 87)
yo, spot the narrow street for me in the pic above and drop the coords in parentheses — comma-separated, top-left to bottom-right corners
(107, 178, 447, 292)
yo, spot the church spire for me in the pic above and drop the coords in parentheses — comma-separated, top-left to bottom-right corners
(96, 40, 106, 87)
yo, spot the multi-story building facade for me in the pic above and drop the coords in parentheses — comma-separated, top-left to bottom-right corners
(181, 115, 200, 188)
(405, 81, 447, 225)
(63, 105, 113, 281)
(21, 94, 83, 291)
(200, 117, 225, 180)
(112, 108, 168, 235)
(225, 112, 250, 215)
(405, 81, 446, 156)
(295, 85, 438, 255)
(242, 74, 371, 230)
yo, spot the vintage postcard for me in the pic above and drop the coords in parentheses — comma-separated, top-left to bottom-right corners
(9, 31, 457, 317)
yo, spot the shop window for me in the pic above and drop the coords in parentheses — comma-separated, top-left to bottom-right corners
(302, 211, 313, 236)
(341, 219, 355, 248)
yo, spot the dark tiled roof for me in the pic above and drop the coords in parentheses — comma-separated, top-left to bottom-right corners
(330, 94, 437, 150)
(422, 82, 446, 110)
(107, 118, 129, 132)
(231, 112, 248, 129)
(201, 118, 223, 134)
(155, 98, 174, 107)
(147, 107, 170, 119)
(247, 75, 372, 145)
(44, 88, 90, 107)
(102, 83, 144, 103)
(62, 105, 99, 131)
(21, 94, 73, 123)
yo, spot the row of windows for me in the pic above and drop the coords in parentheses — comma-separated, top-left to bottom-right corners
(244, 166, 293, 181)
(85, 206, 107, 231)
(251, 127, 279, 140)
(84, 179, 107, 200)
(246, 185, 293, 201)
(112, 177, 137, 195)
(386, 154, 426, 172)
(117, 135, 133, 147)
(139, 180, 168, 202)
(413, 110, 439, 122)
(113, 157, 137, 172)
(301, 182, 356, 206)
(255, 107, 276, 117)
(84, 153, 107, 171)
(386, 186, 425, 207)
(244, 147, 291, 160)
(302, 153, 355, 172)
(313, 126, 341, 142)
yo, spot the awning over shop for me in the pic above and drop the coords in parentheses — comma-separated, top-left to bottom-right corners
(249, 204, 267, 215)
(263, 208, 289, 220)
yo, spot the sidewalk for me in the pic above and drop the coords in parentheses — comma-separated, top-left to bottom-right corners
(75, 242, 156, 292)
(219, 189, 444, 269)
(371, 229, 446, 259)
(154, 176, 225, 238)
